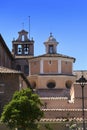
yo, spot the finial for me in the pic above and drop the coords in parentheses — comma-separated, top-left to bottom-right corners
(50, 32, 52, 37)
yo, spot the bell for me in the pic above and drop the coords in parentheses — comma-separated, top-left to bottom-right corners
(18, 48, 21, 52)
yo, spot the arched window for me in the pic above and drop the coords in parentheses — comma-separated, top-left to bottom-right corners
(16, 65, 21, 71)
(24, 44, 29, 55)
(47, 80, 56, 89)
(65, 80, 72, 89)
(49, 45, 54, 54)
(17, 45, 22, 54)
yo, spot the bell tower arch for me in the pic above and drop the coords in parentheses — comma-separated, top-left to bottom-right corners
(12, 30, 34, 56)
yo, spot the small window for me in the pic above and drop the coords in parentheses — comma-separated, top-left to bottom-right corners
(49, 45, 54, 54)
(47, 81, 56, 89)
(49, 60, 52, 64)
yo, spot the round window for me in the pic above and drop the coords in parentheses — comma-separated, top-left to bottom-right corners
(65, 80, 72, 89)
(47, 82, 56, 89)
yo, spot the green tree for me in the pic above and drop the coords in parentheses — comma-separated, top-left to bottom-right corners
(0, 88, 43, 130)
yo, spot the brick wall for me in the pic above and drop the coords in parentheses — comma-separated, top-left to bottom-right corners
(0, 43, 12, 68)
(43, 60, 58, 73)
(0, 73, 19, 113)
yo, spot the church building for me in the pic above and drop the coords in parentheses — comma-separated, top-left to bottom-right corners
(0, 29, 87, 128)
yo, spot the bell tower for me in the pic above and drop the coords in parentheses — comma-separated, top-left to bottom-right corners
(12, 29, 34, 75)
(44, 33, 59, 54)
(12, 29, 34, 57)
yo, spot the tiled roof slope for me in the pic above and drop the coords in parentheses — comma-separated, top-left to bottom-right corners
(41, 98, 85, 109)
(0, 66, 21, 74)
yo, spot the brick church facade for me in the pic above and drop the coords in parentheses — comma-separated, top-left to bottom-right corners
(0, 29, 87, 125)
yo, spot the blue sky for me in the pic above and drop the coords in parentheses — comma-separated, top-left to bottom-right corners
(0, 0, 87, 70)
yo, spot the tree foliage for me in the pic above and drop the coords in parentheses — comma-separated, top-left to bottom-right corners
(0, 88, 43, 130)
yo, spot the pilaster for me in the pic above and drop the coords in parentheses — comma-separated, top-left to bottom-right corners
(40, 59, 43, 74)
(58, 59, 61, 74)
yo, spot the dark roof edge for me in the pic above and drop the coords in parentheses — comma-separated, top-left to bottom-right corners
(74, 70, 87, 72)
(0, 34, 14, 60)
(38, 73, 76, 77)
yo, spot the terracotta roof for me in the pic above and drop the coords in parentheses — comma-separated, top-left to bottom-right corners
(40, 118, 64, 122)
(29, 53, 76, 62)
(0, 66, 21, 74)
(42, 108, 87, 111)
(40, 97, 68, 100)
(40, 118, 83, 122)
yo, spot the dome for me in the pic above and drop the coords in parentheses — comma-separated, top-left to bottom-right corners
(46, 33, 57, 43)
